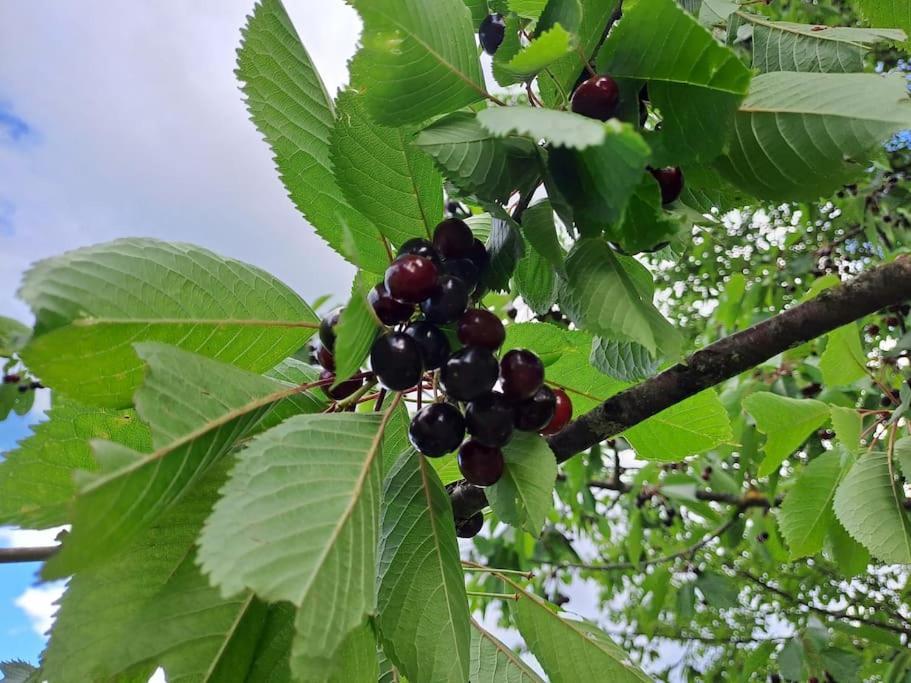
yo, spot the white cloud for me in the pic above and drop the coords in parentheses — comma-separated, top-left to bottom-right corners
(0, 526, 65, 548)
(14, 582, 66, 637)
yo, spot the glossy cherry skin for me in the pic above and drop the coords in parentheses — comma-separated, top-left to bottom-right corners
(384, 255, 440, 304)
(500, 349, 545, 401)
(316, 344, 335, 372)
(433, 217, 475, 259)
(398, 237, 442, 267)
(456, 512, 484, 539)
(442, 258, 480, 293)
(650, 167, 685, 205)
(441, 347, 499, 402)
(479, 13, 507, 55)
(420, 274, 470, 324)
(541, 388, 572, 435)
(370, 333, 423, 391)
(404, 320, 451, 371)
(467, 238, 490, 275)
(368, 283, 414, 326)
(465, 392, 514, 448)
(457, 309, 505, 351)
(319, 369, 364, 401)
(571, 75, 621, 122)
(409, 402, 466, 457)
(514, 385, 557, 432)
(458, 439, 505, 486)
(319, 307, 343, 351)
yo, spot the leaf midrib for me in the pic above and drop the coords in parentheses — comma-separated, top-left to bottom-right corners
(71, 317, 319, 329)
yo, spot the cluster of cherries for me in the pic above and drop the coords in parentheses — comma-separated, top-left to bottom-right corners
(478, 13, 684, 206)
(2, 374, 42, 394)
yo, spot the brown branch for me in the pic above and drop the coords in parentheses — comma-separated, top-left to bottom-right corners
(451, 256, 911, 522)
(0, 546, 58, 564)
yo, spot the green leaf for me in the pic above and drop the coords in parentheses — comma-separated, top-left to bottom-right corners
(716, 72, 911, 200)
(238, 0, 388, 274)
(349, 0, 486, 125)
(820, 324, 867, 387)
(590, 337, 659, 382)
(324, 621, 380, 683)
(0, 316, 29, 357)
(415, 112, 542, 203)
(831, 406, 863, 455)
(262, 357, 330, 430)
(742, 392, 830, 477)
(697, 0, 738, 27)
(487, 432, 557, 535)
(470, 619, 545, 682)
(198, 412, 390, 679)
(521, 200, 565, 274)
(332, 88, 442, 246)
(855, 0, 911, 45)
(509, 0, 547, 19)
(502, 24, 575, 80)
(597, 0, 752, 163)
(0, 398, 151, 529)
(334, 274, 381, 385)
(19, 238, 316, 408)
(0, 661, 36, 683)
(826, 517, 870, 577)
(492, 13, 525, 88)
(483, 214, 526, 293)
(562, 239, 682, 356)
(477, 106, 609, 150)
(605, 176, 681, 254)
(537, 0, 583, 35)
(515, 242, 558, 314)
(834, 451, 911, 564)
(464, 0, 489, 24)
(695, 571, 739, 609)
(377, 451, 471, 683)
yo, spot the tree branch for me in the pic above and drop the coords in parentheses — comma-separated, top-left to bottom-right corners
(0, 546, 58, 564)
(451, 256, 911, 522)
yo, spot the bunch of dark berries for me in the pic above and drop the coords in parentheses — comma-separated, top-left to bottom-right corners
(313, 307, 365, 403)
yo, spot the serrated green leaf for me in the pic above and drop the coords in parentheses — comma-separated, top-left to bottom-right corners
(0, 398, 151, 529)
(743, 392, 830, 477)
(509, 0, 547, 19)
(484, 214, 526, 293)
(262, 357, 329, 430)
(606, 175, 680, 254)
(825, 517, 870, 577)
(238, 0, 388, 274)
(503, 24, 575, 80)
(522, 200, 565, 274)
(834, 451, 911, 563)
(334, 274, 381, 386)
(332, 88, 442, 246)
(477, 106, 608, 149)
(349, 0, 486, 125)
(323, 621, 380, 683)
(515, 241, 558, 314)
(492, 13, 524, 87)
(597, 0, 752, 163)
(0, 316, 29, 357)
(855, 0, 911, 46)
(487, 432, 557, 535)
(716, 72, 911, 200)
(831, 406, 863, 455)
(820, 323, 867, 387)
(697, 0, 737, 26)
(19, 238, 317, 408)
(590, 336, 659, 382)
(464, 0, 489, 25)
(377, 451, 471, 683)
(470, 619, 545, 682)
(0, 661, 36, 683)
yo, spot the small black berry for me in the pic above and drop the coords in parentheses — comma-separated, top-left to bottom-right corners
(500, 349, 545, 401)
(385, 255, 440, 304)
(650, 167, 685, 205)
(571, 75, 621, 122)
(541, 388, 572, 435)
(409, 402, 465, 457)
(368, 283, 414, 326)
(317, 344, 335, 371)
(319, 307, 343, 351)
(513, 386, 556, 432)
(456, 512, 484, 539)
(433, 218, 474, 259)
(398, 237, 442, 266)
(479, 14, 507, 55)
(441, 347, 499, 401)
(320, 369, 364, 401)
(420, 274, 470, 324)
(442, 258, 480, 293)
(465, 392, 514, 448)
(404, 321, 451, 371)
(2, 374, 20, 385)
(466, 238, 490, 276)
(458, 439, 505, 486)
(458, 308, 505, 351)
(370, 333, 423, 391)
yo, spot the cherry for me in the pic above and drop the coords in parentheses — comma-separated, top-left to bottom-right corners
(398, 237, 442, 267)
(649, 167, 685, 205)
(458, 439, 505, 486)
(441, 347, 499, 401)
(513, 385, 556, 432)
(409, 402, 465, 457)
(432, 218, 474, 259)
(319, 307, 343, 351)
(370, 332, 423, 391)
(368, 283, 414, 326)
(442, 258, 480, 293)
(404, 320, 451, 370)
(2, 374, 20, 384)
(500, 349, 544, 401)
(421, 274, 469, 324)
(478, 14, 507, 55)
(541, 388, 572, 435)
(571, 75, 621, 122)
(456, 512, 484, 539)
(457, 309, 505, 351)
(385, 255, 440, 304)
(466, 238, 490, 275)
(465, 392, 514, 448)
(319, 369, 364, 401)
(316, 344, 335, 371)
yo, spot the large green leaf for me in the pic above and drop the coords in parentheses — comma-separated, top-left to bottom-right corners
(716, 72, 911, 200)
(198, 412, 390, 680)
(605, 175, 680, 254)
(487, 432, 558, 535)
(470, 619, 545, 682)
(515, 241, 558, 315)
(323, 621, 380, 683)
(377, 451, 471, 683)
(589, 336, 659, 382)
(597, 0, 752, 163)
(0, 398, 151, 529)
(0, 316, 28, 357)
(331, 88, 442, 247)
(834, 451, 911, 564)
(509, 0, 547, 19)
(742, 392, 830, 477)
(855, 0, 911, 45)
(820, 324, 867, 387)
(477, 106, 609, 150)
(19, 239, 317, 408)
(502, 24, 576, 80)
(349, 0, 487, 125)
(333, 274, 381, 386)
(521, 200, 565, 274)
(238, 0, 388, 274)
(44, 344, 296, 578)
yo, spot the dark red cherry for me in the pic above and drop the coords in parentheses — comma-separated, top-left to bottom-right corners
(571, 75, 621, 122)
(420, 274, 469, 324)
(317, 344, 335, 372)
(2, 374, 20, 384)
(466, 238, 490, 275)
(319, 307, 343, 351)
(320, 369, 364, 401)
(432, 218, 474, 259)
(441, 347, 499, 402)
(541, 388, 572, 435)
(465, 392, 514, 448)
(514, 385, 557, 432)
(370, 333, 423, 391)
(368, 283, 414, 326)
(457, 309, 505, 351)
(442, 258, 480, 293)
(456, 512, 484, 539)
(398, 237, 442, 267)
(458, 439, 505, 486)
(650, 167, 685, 205)
(500, 349, 544, 401)
(479, 14, 507, 55)
(409, 402, 465, 457)
(385, 255, 440, 304)
(404, 321, 451, 370)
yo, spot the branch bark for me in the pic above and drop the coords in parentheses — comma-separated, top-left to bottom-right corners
(451, 256, 911, 522)
(0, 546, 58, 564)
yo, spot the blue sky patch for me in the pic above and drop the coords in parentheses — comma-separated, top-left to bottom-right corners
(0, 103, 36, 145)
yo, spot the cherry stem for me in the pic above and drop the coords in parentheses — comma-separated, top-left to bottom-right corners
(466, 591, 520, 601)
